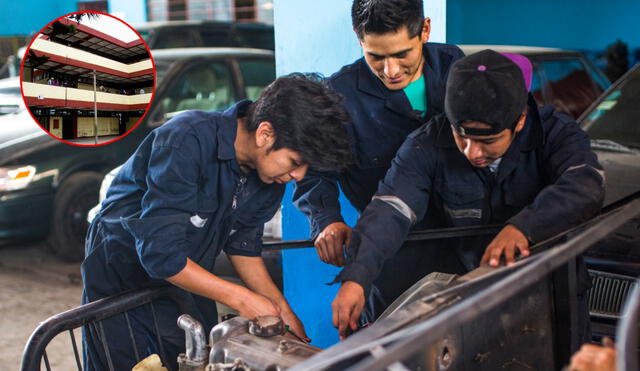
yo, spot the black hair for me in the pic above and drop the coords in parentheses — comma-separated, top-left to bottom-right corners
(351, 0, 424, 40)
(246, 73, 352, 172)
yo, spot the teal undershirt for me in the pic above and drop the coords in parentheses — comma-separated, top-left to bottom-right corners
(403, 74, 427, 117)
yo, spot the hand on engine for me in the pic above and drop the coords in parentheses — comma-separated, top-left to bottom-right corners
(332, 281, 365, 340)
(481, 224, 530, 266)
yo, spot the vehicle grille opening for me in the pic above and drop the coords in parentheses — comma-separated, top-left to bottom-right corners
(588, 270, 637, 319)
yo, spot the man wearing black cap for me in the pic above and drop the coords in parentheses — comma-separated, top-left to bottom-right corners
(331, 49, 605, 340)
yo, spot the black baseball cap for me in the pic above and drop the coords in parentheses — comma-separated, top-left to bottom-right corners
(445, 49, 528, 136)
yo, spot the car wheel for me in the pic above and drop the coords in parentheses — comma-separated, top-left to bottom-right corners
(47, 171, 102, 262)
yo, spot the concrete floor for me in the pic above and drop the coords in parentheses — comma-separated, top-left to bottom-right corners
(67, 135, 121, 145)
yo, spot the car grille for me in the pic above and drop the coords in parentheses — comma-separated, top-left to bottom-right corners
(588, 269, 637, 319)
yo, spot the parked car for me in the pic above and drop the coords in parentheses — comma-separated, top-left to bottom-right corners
(460, 45, 611, 119)
(134, 20, 274, 50)
(0, 46, 26, 79)
(578, 63, 640, 338)
(0, 77, 23, 115)
(0, 47, 275, 261)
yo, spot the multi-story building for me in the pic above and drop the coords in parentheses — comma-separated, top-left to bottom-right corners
(21, 17, 153, 142)
(147, 0, 273, 24)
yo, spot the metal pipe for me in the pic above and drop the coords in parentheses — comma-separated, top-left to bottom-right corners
(177, 314, 207, 362)
(93, 69, 98, 145)
(261, 224, 501, 251)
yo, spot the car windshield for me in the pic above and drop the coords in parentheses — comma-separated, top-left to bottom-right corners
(153, 58, 174, 84)
(581, 66, 640, 150)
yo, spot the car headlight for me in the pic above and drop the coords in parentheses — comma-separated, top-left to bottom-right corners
(0, 165, 36, 191)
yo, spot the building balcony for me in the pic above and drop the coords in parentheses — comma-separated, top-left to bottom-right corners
(23, 82, 151, 111)
(28, 38, 153, 79)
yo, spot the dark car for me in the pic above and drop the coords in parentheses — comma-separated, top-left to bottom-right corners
(577, 63, 640, 338)
(134, 20, 274, 51)
(0, 47, 275, 261)
(460, 45, 611, 119)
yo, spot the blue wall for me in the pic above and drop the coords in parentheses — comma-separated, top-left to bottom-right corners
(447, 0, 640, 51)
(109, 0, 148, 25)
(0, 0, 78, 36)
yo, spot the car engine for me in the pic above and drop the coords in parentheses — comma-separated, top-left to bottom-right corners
(176, 314, 320, 371)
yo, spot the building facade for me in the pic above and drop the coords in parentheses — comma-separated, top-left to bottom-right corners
(146, 0, 273, 24)
(22, 17, 153, 141)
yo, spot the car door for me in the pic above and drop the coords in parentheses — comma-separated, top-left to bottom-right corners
(580, 65, 640, 206)
(232, 57, 276, 101)
(151, 58, 239, 123)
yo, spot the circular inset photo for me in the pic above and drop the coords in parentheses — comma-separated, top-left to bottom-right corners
(20, 11, 155, 146)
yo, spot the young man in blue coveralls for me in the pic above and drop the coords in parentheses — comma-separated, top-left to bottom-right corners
(331, 50, 606, 341)
(293, 0, 464, 322)
(81, 75, 352, 370)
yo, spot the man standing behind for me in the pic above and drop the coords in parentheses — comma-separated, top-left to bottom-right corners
(332, 50, 605, 339)
(294, 0, 464, 320)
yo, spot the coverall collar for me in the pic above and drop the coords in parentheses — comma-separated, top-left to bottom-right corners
(217, 100, 252, 161)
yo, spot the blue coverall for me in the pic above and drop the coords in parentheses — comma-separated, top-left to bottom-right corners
(335, 97, 605, 339)
(81, 101, 284, 370)
(293, 43, 464, 318)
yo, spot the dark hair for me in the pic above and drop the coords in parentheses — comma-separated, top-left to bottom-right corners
(246, 73, 352, 172)
(351, 0, 424, 40)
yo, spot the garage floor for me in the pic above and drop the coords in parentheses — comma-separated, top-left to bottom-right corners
(0, 240, 82, 370)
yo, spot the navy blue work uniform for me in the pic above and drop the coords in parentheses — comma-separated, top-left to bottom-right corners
(294, 43, 464, 231)
(81, 101, 284, 371)
(293, 43, 464, 316)
(336, 98, 605, 337)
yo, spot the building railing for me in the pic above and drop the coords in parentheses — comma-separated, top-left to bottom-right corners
(22, 82, 151, 110)
(29, 38, 152, 75)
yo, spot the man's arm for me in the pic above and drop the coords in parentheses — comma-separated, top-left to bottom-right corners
(166, 258, 280, 319)
(225, 185, 309, 341)
(482, 118, 605, 266)
(294, 170, 351, 266)
(228, 254, 309, 342)
(332, 133, 435, 337)
(507, 118, 605, 244)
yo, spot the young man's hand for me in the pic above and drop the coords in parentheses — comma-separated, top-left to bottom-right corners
(315, 222, 352, 266)
(331, 281, 365, 339)
(236, 291, 281, 319)
(480, 224, 530, 266)
(280, 308, 311, 343)
(569, 337, 616, 371)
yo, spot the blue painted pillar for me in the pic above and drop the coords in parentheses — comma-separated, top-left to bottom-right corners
(274, 0, 446, 348)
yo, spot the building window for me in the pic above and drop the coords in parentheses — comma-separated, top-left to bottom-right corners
(234, 0, 255, 22)
(169, 0, 188, 20)
(77, 1, 108, 12)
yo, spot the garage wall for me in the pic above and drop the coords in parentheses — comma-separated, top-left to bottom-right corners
(447, 0, 640, 51)
(0, 0, 76, 36)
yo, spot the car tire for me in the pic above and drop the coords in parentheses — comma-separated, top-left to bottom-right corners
(47, 171, 103, 262)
